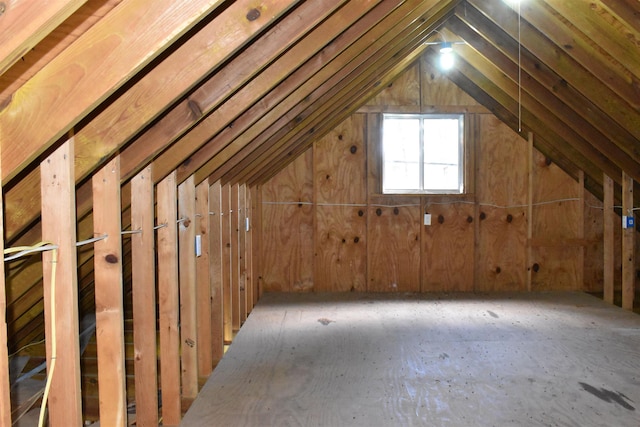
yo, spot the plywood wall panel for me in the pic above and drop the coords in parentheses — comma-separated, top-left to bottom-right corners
(364, 62, 420, 109)
(367, 202, 421, 292)
(314, 114, 366, 204)
(420, 54, 478, 109)
(583, 190, 604, 293)
(260, 151, 314, 292)
(422, 201, 475, 292)
(314, 206, 366, 292)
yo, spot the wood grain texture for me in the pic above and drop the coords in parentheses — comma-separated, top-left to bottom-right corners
(365, 61, 420, 108)
(183, 292, 640, 427)
(0, 124, 9, 426)
(130, 166, 159, 426)
(92, 156, 127, 426)
(221, 184, 232, 343)
(231, 185, 241, 331)
(0, 0, 224, 183)
(314, 115, 366, 205)
(420, 54, 479, 109)
(156, 171, 181, 425)
(195, 181, 213, 377)
(178, 176, 198, 399)
(422, 200, 475, 292)
(315, 206, 367, 292)
(208, 181, 224, 365)
(622, 171, 635, 310)
(40, 137, 82, 426)
(0, 0, 86, 75)
(583, 188, 604, 293)
(367, 201, 421, 292)
(260, 152, 314, 292)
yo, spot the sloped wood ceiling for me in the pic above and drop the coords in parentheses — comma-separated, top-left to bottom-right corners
(1, 0, 639, 351)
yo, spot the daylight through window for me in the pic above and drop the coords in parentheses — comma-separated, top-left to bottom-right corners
(382, 114, 464, 194)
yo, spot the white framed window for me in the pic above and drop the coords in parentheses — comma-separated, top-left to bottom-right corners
(382, 113, 465, 194)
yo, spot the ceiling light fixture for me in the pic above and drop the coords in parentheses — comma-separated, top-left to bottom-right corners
(439, 42, 455, 70)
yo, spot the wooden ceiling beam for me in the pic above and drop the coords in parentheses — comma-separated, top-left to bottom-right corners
(0, 0, 87, 75)
(143, 0, 387, 187)
(465, 0, 640, 159)
(187, 0, 442, 185)
(3, 0, 297, 243)
(0, 0, 226, 184)
(118, 0, 342, 185)
(599, 0, 640, 34)
(219, 1, 460, 185)
(446, 31, 619, 186)
(449, 11, 640, 182)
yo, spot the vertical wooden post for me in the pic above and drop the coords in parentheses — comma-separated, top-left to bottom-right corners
(245, 187, 254, 314)
(130, 165, 159, 426)
(526, 132, 534, 292)
(209, 180, 224, 364)
(238, 184, 248, 324)
(0, 134, 10, 427)
(196, 180, 213, 378)
(178, 176, 198, 401)
(221, 184, 233, 343)
(92, 156, 127, 426)
(40, 136, 83, 426)
(603, 173, 615, 304)
(231, 184, 240, 332)
(157, 171, 181, 425)
(577, 170, 585, 291)
(622, 171, 635, 310)
(254, 185, 263, 302)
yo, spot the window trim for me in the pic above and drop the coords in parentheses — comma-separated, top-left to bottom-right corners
(381, 113, 466, 195)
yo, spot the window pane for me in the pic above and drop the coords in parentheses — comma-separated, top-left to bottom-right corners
(383, 118, 420, 191)
(423, 118, 461, 191)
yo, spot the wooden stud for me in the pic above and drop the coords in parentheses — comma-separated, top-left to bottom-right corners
(92, 156, 127, 426)
(196, 180, 213, 378)
(209, 181, 224, 364)
(40, 136, 82, 426)
(622, 171, 635, 311)
(0, 123, 9, 427)
(178, 176, 198, 400)
(130, 165, 159, 426)
(231, 184, 241, 331)
(527, 132, 534, 292)
(238, 184, 248, 324)
(221, 184, 233, 343)
(245, 187, 254, 314)
(577, 170, 585, 291)
(603, 173, 615, 304)
(254, 185, 264, 302)
(157, 171, 181, 425)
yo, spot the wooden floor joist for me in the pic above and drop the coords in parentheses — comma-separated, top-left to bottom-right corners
(92, 156, 127, 426)
(40, 137, 83, 426)
(130, 165, 159, 426)
(157, 171, 181, 426)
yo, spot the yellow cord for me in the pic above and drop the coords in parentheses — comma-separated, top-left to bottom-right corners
(4, 242, 57, 427)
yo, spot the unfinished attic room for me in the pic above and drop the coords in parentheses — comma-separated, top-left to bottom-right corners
(3, 0, 640, 425)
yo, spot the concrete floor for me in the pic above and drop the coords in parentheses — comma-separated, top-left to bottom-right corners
(181, 292, 640, 426)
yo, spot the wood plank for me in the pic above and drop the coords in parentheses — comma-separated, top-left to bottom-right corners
(238, 184, 248, 324)
(178, 176, 198, 400)
(0, 121, 9, 427)
(209, 181, 224, 364)
(245, 187, 255, 314)
(181, 292, 640, 427)
(622, 171, 634, 311)
(195, 181, 213, 378)
(0, 0, 87, 75)
(603, 173, 615, 304)
(130, 165, 159, 426)
(92, 156, 127, 426)
(253, 185, 264, 302)
(40, 137, 82, 426)
(527, 132, 534, 292)
(157, 171, 181, 425)
(231, 185, 240, 332)
(2, 0, 297, 245)
(259, 152, 314, 292)
(221, 184, 232, 343)
(158, 0, 387, 185)
(0, 0, 224, 184)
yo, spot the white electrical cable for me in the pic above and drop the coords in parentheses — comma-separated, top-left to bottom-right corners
(75, 234, 108, 247)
